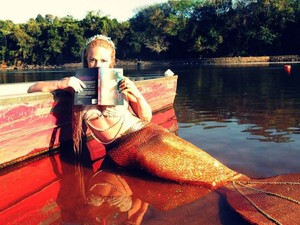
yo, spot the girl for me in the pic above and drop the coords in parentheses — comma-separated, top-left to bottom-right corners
(28, 35, 300, 224)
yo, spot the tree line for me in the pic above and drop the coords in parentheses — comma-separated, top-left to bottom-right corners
(1, 0, 299, 67)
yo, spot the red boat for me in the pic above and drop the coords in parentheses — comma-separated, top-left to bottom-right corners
(0, 75, 178, 169)
(0, 106, 179, 225)
(0, 74, 179, 224)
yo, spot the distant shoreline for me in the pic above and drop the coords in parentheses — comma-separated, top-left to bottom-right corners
(120, 55, 300, 66)
(1, 55, 299, 70)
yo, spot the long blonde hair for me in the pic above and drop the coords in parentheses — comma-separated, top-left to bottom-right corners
(73, 35, 116, 154)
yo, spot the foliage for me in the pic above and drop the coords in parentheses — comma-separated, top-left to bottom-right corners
(0, 0, 299, 66)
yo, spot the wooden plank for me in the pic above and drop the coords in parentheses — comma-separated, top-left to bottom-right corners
(0, 91, 73, 167)
(136, 76, 177, 113)
(0, 82, 36, 96)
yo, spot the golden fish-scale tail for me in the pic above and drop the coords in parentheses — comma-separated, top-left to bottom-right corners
(106, 123, 242, 189)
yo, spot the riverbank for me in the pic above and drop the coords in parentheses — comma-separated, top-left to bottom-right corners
(126, 55, 300, 66)
(200, 55, 300, 64)
(1, 55, 299, 70)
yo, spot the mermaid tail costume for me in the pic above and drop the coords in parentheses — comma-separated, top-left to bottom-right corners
(82, 105, 300, 224)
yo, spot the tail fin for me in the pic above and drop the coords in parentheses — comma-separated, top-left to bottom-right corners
(218, 173, 300, 225)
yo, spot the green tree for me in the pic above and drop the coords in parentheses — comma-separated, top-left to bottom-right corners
(1, 0, 300, 66)
(129, 0, 199, 58)
(12, 24, 35, 65)
(221, 0, 296, 56)
(81, 11, 114, 37)
(59, 16, 84, 64)
(129, 4, 173, 56)
(32, 15, 64, 65)
(0, 20, 15, 65)
(281, 0, 300, 54)
(23, 18, 42, 64)
(184, 2, 225, 57)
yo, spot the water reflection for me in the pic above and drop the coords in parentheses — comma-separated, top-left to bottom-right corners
(73, 166, 212, 225)
(0, 143, 248, 225)
(174, 63, 300, 143)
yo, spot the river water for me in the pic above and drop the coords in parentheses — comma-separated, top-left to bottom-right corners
(1, 63, 300, 224)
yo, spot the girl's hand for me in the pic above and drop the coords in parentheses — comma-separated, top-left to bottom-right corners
(119, 77, 152, 122)
(57, 76, 86, 93)
(119, 77, 142, 99)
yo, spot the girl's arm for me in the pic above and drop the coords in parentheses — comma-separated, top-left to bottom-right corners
(27, 76, 86, 93)
(119, 77, 152, 122)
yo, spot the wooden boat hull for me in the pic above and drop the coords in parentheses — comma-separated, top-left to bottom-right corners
(0, 75, 178, 168)
(0, 154, 62, 225)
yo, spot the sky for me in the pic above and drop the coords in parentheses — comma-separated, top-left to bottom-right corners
(0, 0, 167, 24)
